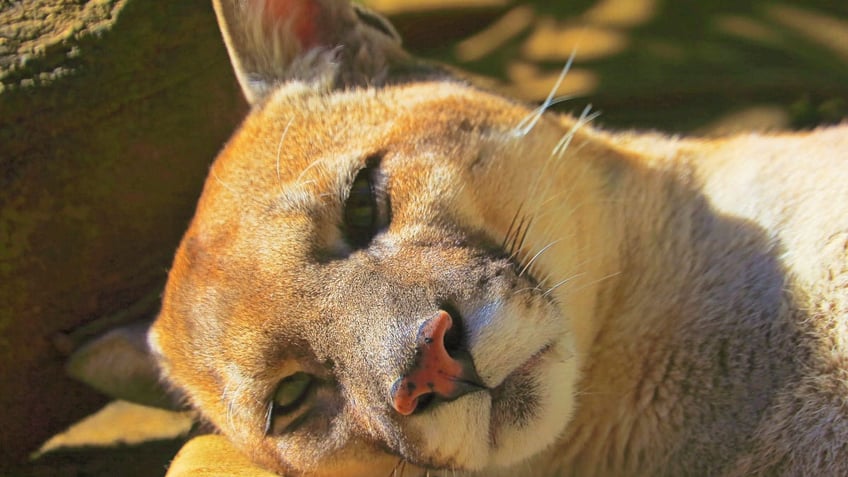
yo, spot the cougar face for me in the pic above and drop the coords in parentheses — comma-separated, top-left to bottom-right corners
(150, 79, 597, 475)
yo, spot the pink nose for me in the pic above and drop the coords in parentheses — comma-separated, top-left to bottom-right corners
(390, 310, 483, 416)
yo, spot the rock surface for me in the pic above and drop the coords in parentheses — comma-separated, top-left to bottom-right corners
(0, 0, 246, 467)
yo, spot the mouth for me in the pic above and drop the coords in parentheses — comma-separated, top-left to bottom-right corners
(490, 342, 554, 397)
(481, 341, 563, 458)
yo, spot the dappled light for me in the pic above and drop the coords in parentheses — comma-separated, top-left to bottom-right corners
(582, 0, 657, 27)
(521, 23, 629, 63)
(506, 60, 598, 102)
(714, 15, 782, 45)
(767, 4, 848, 62)
(694, 105, 791, 136)
(364, 0, 508, 15)
(455, 5, 535, 62)
(34, 401, 193, 458)
(364, 0, 847, 132)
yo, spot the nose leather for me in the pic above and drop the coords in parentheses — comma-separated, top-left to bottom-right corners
(390, 310, 484, 416)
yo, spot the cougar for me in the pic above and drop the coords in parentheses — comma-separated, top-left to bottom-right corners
(76, 0, 848, 475)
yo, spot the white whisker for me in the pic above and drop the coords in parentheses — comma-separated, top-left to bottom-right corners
(513, 286, 542, 296)
(262, 400, 273, 435)
(521, 103, 598, 247)
(528, 108, 615, 242)
(295, 155, 328, 188)
(275, 117, 294, 193)
(532, 179, 599, 241)
(514, 47, 578, 136)
(514, 94, 580, 136)
(552, 104, 598, 159)
(543, 272, 586, 297)
(223, 381, 239, 432)
(212, 169, 266, 207)
(519, 239, 563, 277)
(568, 271, 623, 293)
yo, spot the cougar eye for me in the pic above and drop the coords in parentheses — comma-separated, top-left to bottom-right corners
(342, 158, 388, 249)
(272, 372, 313, 414)
(344, 170, 376, 247)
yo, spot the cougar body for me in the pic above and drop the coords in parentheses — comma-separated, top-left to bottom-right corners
(146, 1, 848, 475)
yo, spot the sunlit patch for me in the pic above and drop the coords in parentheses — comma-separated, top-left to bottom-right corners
(694, 105, 790, 137)
(766, 5, 848, 62)
(33, 400, 192, 459)
(714, 15, 782, 45)
(363, 0, 508, 15)
(506, 61, 598, 102)
(522, 22, 628, 62)
(455, 6, 536, 62)
(582, 0, 657, 28)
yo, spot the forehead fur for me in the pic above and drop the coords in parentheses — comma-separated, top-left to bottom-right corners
(228, 82, 530, 171)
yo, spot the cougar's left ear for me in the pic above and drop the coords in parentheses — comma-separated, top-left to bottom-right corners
(67, 319, 182, 410)
(213, 0, 409, 104)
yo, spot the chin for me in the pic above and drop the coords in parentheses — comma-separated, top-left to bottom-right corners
(488, 337, 578, 468)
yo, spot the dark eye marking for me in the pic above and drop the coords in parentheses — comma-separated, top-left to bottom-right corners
(342, 154, 389, 250)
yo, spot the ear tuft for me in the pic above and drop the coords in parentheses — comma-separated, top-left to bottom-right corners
(214, 0, 409, 104)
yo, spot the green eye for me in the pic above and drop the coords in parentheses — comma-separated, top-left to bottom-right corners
(272, 372, 313, 414)
(343, 166, 381, 249)
(346, 174, 375, 228)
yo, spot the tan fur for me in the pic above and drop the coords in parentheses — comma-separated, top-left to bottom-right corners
(166, 435, 279, 477)
(149, 1, 848, 475)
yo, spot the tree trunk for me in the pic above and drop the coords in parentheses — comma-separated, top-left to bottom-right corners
(0, 0, 246, 466)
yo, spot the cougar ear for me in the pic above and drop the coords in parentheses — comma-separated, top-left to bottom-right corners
(213, 0, 408, 104)
(66, 319, 182, 410)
